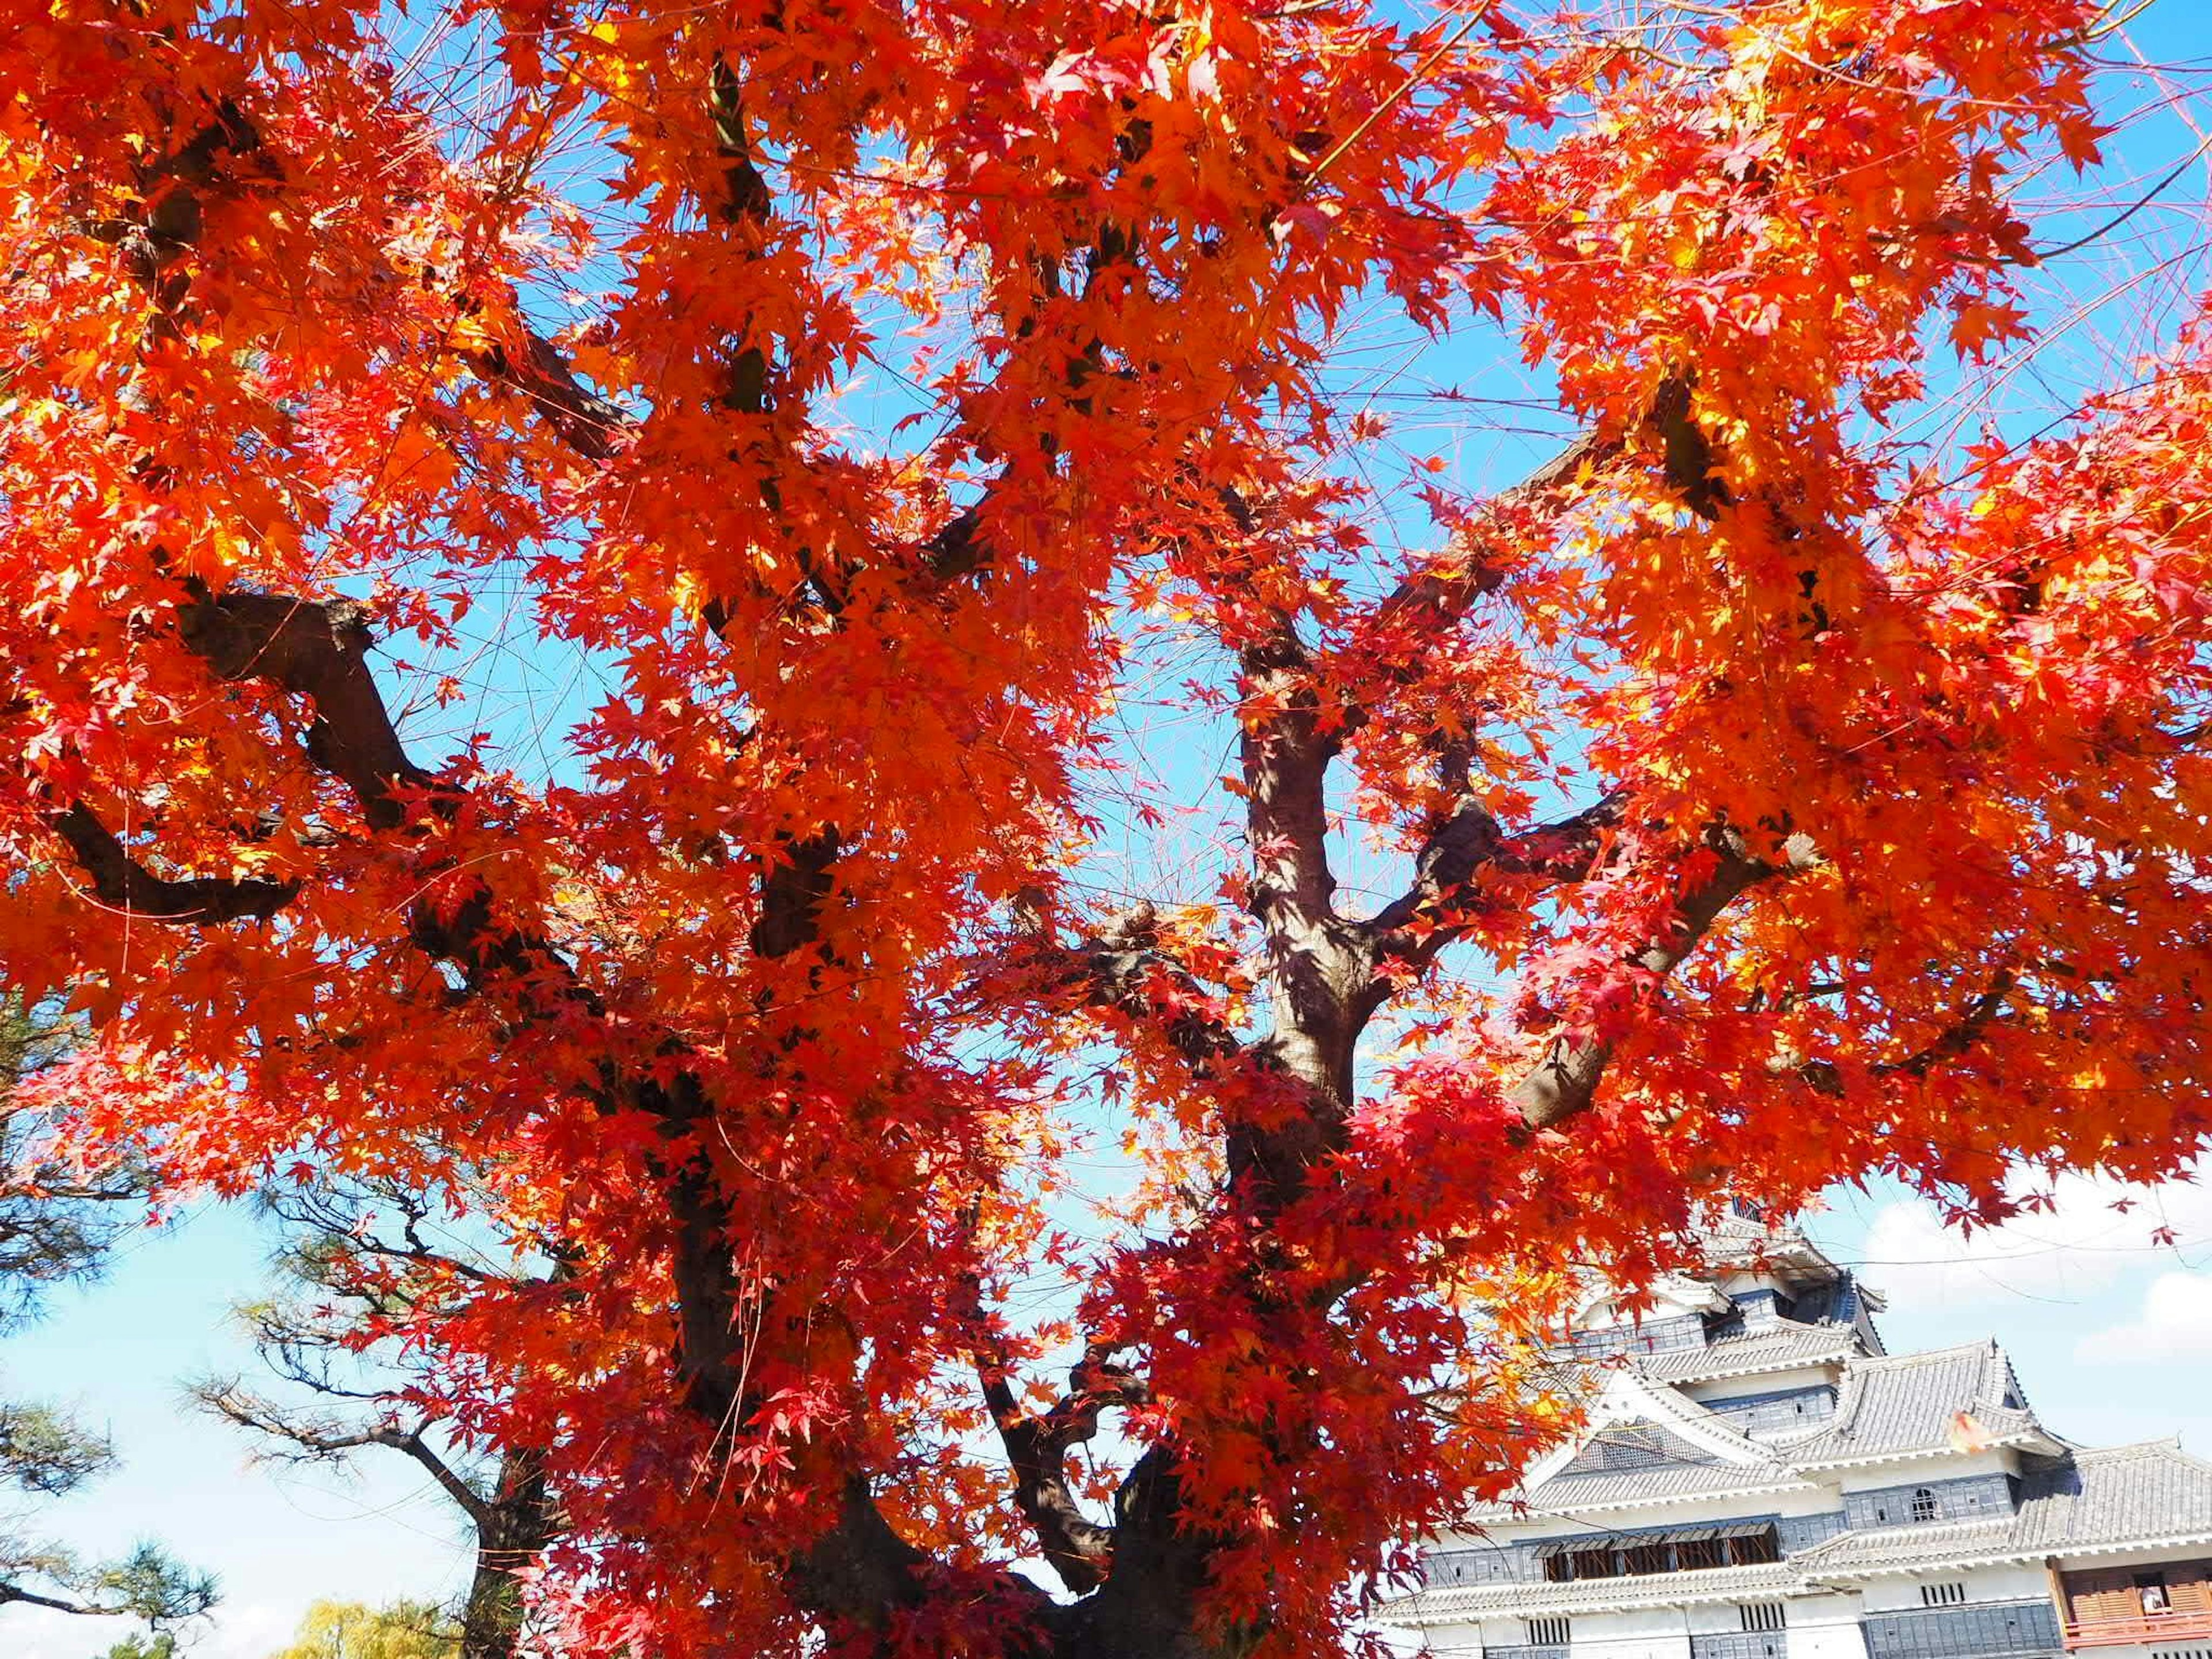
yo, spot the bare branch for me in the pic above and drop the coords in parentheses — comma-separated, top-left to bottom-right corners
(192, 1376, 490, 1524)
(0, 1581, 112, 1616)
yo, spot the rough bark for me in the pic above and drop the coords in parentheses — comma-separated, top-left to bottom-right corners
(458, 1449, 556, 1659)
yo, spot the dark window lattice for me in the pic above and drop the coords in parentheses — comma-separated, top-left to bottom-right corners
(1694, 1634, 1784, 1659)
(1862, 1599, 2063, 1659)
(1706, 1387, 1839, 1434)
(1527, 1525, 1779, 1583)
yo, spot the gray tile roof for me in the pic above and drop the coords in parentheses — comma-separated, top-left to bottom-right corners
(1518, 1457, 1800, 1513)
(1468, 1403, 1804, 1521)
(1392, 1559, 1806, 1620)
(1555, 1424, 1724, 1476)
(2013, 1441, 2212, 1551)
(1640, 1324, 1862, 1383)
(1791, 1443, 2212, 1577)
(1419, 1444, 2212, 1624)
(1479, 1338, 2056, 1523)
(1777, 1340, 2042, 1465)
(1794, 1516, 2020, 1572)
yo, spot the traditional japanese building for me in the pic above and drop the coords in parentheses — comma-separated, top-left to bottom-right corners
(1383, 1212, 2212, 1659)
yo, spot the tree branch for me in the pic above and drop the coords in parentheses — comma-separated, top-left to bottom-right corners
(472, 328, 632, 463)
(1365, 788, 1627, 969)
(1017, 900, 1244, 1075)
(1887, 969, 2017, 1079)
(176, 590, 435, 832)
(0, 1581, 115, 1616)
(194, 1377, 491, 1525)
(1358, 430, 1613, 677)
(1236, 624, 1374, 1154)
(47, 803, 297, 923)
(1790, 968, 2019, 1096)
(971, 1336, 1143, 1596)
(1509, 826, 1817, 1130)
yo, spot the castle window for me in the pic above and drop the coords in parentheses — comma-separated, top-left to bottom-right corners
(1729, 1528, 1782, 1566)
(1911, 1487, 1941, 1524)
(1528, 1616, 1571, 1647)
(1571, 1547, 1619, 1581)
(1678, 1536, 1728, 1571)
(1741, 1603, 1789, 1632)
(1923, 1583, 1968, 1607)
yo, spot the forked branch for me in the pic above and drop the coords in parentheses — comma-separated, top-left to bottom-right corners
(1508, 826, 1819, 1130)
(973, 1339, 1148, 1595)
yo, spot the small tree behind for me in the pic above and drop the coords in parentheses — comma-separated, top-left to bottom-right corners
(268, 1599, 458, 1659)
(197, 1174, 559, 1659)
(1, 1001, 213, 1626)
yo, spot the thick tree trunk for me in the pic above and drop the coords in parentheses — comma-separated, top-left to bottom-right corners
(457, 1449, 554, 1659)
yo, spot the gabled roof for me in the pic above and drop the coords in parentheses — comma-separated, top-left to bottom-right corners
(1778, 1340, 2059, 1468)
(1698, 1212, 1857, 1289)
(1467, 1337, 2068, 1525)
(1475, 1369, 1809, 1520)
(1400, 1443, 2212, 1627)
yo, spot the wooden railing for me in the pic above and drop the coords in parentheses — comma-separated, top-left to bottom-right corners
(2065, 1610, 2212, 1649)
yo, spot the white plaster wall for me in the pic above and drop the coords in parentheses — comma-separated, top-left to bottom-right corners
(1786, 1620, 1868, 1659)
(1831, 1450, 2016, 1491)
(1684, 1603, 1744, 1635)
(1859, 1575, 1937, 1613)
(1855, 1563, 2050, 1612)
(1569, 1607, 1692, 1659)
(1789, 1594, 1865, 1629)
(1971, 1565, 2056, 1601)
(1398, 1619, 1484, 1657)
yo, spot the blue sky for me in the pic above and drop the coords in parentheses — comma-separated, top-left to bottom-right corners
(7, 2, 2211, 1657)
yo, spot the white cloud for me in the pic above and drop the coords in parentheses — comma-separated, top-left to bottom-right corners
(192, 1599, 300, 1659)
(1851, 1171, 2212, 1312)
(0, 1601, 295, 1659)
(2077, 1271, 2212, 1366)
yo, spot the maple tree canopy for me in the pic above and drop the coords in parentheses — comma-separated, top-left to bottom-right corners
(1, 0, 2207, 1653)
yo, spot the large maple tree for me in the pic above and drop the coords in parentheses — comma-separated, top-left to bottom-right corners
(2, 0, 2209, 1654)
